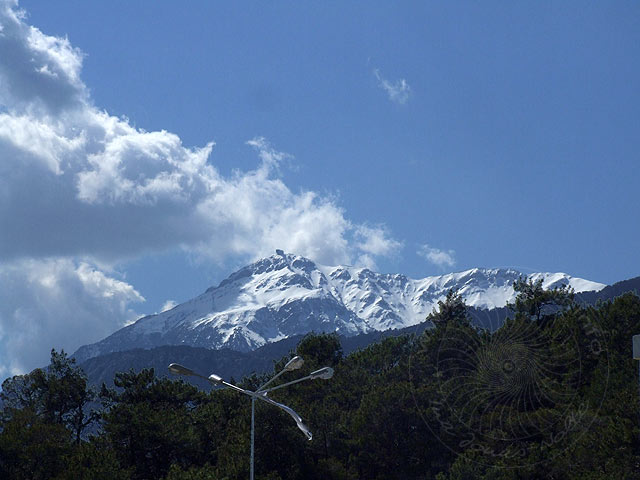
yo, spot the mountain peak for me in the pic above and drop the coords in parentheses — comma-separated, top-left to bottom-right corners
(73, 255, 607, 363)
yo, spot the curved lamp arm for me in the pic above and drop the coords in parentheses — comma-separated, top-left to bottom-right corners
(259, 367, 334, 395)
(257, 355, 304, 392)
(254, 393, 312, 441)
(215, 375, 313, 441)
(168, 362, 315, 441)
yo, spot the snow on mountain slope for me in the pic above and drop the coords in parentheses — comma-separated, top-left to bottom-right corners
(73, 252, 606, 362)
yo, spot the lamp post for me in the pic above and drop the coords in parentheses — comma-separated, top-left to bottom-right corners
(168, 356, 333, 480)
(633, 335, 640, 445)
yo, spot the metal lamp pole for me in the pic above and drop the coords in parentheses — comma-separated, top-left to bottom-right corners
(633, 334, 640, 447)
(168, 357, 333, 480)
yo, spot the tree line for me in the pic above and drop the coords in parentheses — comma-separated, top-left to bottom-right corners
(1, 279, 639, 479)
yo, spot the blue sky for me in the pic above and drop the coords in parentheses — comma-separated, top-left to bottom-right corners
(1, 0, 639, 376)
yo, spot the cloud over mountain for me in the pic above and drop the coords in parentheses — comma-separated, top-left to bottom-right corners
(418, 244, 457, 269)
(0, 0, 401, 376)
(0, 258, 143, 378)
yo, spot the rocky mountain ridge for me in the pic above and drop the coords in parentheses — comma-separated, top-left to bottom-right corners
(73, 252, 606, 363)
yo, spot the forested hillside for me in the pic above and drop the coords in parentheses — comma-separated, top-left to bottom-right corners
(1, 280, 639, 479)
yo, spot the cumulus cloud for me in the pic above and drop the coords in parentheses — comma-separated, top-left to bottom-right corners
(0, 0, 87, 115)
(374, 69, 411, 105)
(0, 1, 400, 267)
(418, 244, 456, 269)
(0, 258, 143, 378)
(354, 225, 403, 270)
(0, 1, 403, 375)
(160, 300, 178, 313)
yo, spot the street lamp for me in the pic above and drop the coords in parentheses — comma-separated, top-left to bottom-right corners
(633, 335, 640, 443)
(168, 356, 333, 480)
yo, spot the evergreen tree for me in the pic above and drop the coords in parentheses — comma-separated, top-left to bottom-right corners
(2, 290, 640, 479)
(0, 349, 98, 443)
(99, 369, 205, 480)
(507, 277, 574, 324)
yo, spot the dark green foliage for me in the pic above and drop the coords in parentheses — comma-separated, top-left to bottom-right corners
(163, 463, 218, 480)
(100, 369, 206, 480)
(2, 288, 640, 479)
(1, 349, 98, 443)
(507, 277, 575, 323)
(0, 407, 73, 480)
(53, 438, 131, 480)
(428, 288, 470, 327)
(0, 350, 97, 479)
(296, 332, 343, 367)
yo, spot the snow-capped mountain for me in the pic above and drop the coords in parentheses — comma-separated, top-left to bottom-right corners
(73, 252, 606, 362)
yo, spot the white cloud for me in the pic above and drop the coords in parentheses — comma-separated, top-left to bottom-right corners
(160, 300, 178, 313)
(0, 3, 401, 267)
(0, 258, 143, 378)
(374, 69, 411, 105)
(355, 225, 403, 269)
(418, 244, 456, 269)
(0, 0, 87, 114)
(0, 1, 403, 375)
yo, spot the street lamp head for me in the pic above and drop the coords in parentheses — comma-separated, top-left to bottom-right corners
(283, 355, 304, 372)
(309, 367, 334, 380)
(168, 363, 195, 376)
(208, 373, 224, 385)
